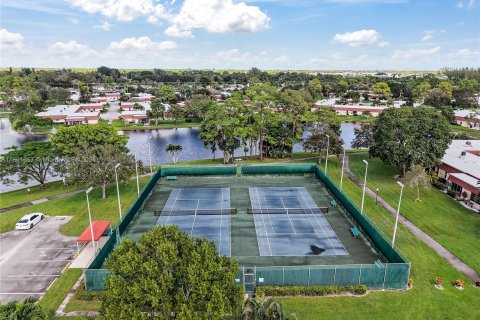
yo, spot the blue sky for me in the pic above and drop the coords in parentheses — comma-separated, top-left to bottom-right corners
(1, 0, 479, 70)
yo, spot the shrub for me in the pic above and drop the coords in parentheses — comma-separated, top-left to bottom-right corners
(73, 281, 103, 301)
(255, 285, 367, 297)
(185, 118, 192, 123)
(435, 277, 444, 284)
(408, 277, 414, 288)
(475, 281, 480, 288)
(455, 279, 465, 287)
(447, 190, 457, 198)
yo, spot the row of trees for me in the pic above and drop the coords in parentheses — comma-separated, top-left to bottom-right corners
(0, 123, 138, 198)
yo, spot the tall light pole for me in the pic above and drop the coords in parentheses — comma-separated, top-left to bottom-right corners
(360, 159, 369, 215)
(85, 187, 96, 253)
(134, 153, 140, 196)
(325, 134, 330, 175)
(148, 136, 153, 175)
(340, 149, 346, 191)
(392, 181, 404, 247)
(114, 163, 122, 221)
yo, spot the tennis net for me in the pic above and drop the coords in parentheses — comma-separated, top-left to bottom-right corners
(247, 207, 328, 214)
(155, 208, 237, 216)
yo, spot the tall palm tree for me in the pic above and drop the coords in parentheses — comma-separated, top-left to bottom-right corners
(241, 298, 296, 320)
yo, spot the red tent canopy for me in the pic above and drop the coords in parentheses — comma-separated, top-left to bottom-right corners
(77, 220, 111, 242)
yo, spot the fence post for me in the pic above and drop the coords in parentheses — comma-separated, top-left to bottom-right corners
(333, 266, 337, 286)
(308, 267, 311, 286)
(383, 264, 388, 290)
(358, 264, 362, 285)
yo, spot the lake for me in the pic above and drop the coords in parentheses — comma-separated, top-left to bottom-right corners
(0, 119, 361, 192)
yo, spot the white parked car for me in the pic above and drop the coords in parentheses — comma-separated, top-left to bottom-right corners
(15, 213, 44, 230)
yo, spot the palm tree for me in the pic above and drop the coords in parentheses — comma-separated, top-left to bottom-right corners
(241, 298, 296, 320)
(165, 144, 182, 164)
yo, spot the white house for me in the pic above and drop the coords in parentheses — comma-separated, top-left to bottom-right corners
(454, 109, 480, 130)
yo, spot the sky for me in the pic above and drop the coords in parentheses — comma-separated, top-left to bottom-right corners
(0, 0, 479, 70)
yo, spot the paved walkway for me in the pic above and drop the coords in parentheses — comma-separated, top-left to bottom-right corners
(343, 153, 480, 283)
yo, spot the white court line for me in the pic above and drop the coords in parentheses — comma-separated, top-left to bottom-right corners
(190, 200, 200, 235)
(36, 248, 75, 250)
(165, 189, 181, 225)
(255, 188, 273, 256)
(298, 189, 347, 255)
(280, 197, 297, 234)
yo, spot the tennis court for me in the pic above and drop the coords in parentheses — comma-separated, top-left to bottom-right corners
(249, 187, 348, 257)
(156, 188, 232, 256)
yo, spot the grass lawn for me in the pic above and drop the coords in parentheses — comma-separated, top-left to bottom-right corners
(0, 180, 85, 209)
(348, 154, 480, 273)
(338, 115, 375, 123)
(111, 118, 202, 130)
(450, 124, 480, 138)
(0, 177, 149, 236)
(0, 112, 12, 118)
(38, 269, 83, 316)
(64, 281, 102, 313)
(281, 158, 480, 319)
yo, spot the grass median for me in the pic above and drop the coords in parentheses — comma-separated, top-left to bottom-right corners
(348, 154, 480, 273)
(0, 177, 149, 236)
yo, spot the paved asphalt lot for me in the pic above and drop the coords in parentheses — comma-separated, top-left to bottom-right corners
(0, 216, 77, 303)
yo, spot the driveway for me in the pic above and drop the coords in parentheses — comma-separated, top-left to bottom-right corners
(101, 102, 121, 124)
(0, 216, 77, 303)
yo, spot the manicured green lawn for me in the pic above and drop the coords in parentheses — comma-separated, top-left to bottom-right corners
(0, 180, 85, 209)
(0, 112, 12, 118)
(281, 159, 480, 319)
(64, 281, 102, 313)
(338, 115, 375, 123)
(38, 269, 83, 316)
(0, 177, 149, 236)
(111, 118, 202, 130)
(450, 124, 480, 138)
(348, 154, 480, 273)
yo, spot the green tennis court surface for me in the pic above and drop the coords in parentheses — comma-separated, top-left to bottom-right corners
(125, 175, 381, 267)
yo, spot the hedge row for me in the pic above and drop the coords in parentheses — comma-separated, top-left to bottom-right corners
(256, 285, 367, 297)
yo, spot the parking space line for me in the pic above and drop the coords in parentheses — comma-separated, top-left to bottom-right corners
(0, 292, 45, 295)
(24, 259, 72, 263)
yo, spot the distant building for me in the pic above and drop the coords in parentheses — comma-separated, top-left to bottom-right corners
(36, 105, 100, 125)
(434, 140, 480, 210)
(130, 93, 155, 103)
(454, 110, 480, 130)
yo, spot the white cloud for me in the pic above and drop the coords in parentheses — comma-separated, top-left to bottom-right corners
(0, 28, 24, 49)
(392, 46, 441, 59)
(49, 40, 97, 58)
(69, 0, 167, 23)
(94, 21, 111, 31)
(108, 36, 177, 52)
(378, 41, 390, 47)
(274, 55, 290, 63)
(333, 29, 380, 47)
(216, 49, 251, 62)
(457, 0, 476, 9)
(421, 34, 433, 42)
(456, 48, 480, 59)
(165, 0, 270, 38)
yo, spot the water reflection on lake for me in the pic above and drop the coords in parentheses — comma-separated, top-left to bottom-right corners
(0, 119, 361, 192)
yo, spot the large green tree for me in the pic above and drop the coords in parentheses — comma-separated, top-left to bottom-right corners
(51, 123, 128, 156)
(0, 142, 59, 188)
(157, 85, 177, 104)
(370, 107, 451, 176)
(101, 226, 243, 320)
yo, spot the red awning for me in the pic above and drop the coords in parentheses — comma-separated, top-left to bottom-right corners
(77, 220, 111, 242)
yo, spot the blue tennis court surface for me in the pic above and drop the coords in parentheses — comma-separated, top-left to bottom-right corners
(156, 188, 231, 256)
(249, 187, 348, 256)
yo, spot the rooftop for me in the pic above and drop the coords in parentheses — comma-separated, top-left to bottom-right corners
(441, 140, 480, 180)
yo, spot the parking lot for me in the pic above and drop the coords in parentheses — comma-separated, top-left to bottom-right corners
(0, 216, 77, 303)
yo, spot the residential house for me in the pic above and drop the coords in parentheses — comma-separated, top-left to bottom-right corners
(36, 105, 100, 125)
(434, 140, 480, 210)
(454, 109, 480, 130)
